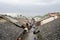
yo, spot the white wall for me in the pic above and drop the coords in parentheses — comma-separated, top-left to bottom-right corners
(41, 16, 58, 25)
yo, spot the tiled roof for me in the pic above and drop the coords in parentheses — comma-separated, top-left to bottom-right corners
(0, 15, 24, 40)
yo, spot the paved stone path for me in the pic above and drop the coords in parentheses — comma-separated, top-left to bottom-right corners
(22, 28, 37, 40)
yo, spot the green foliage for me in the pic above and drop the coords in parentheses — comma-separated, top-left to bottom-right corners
(43, 13, 48, 17)
(34, 15, 42, 18)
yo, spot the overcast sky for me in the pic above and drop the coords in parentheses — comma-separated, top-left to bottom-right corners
(0, 0, 60, 17)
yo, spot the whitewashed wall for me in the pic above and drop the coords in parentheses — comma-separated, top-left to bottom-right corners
(41, 16, 58, 25)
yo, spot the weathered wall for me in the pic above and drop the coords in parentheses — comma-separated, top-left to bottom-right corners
(39, 18, 60, 40)
(41, 17, 56, 25)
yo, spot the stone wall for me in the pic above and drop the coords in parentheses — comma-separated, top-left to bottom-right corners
(39, 18, 60, 40)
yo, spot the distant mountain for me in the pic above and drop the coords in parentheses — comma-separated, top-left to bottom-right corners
(34, 15, 42, 18)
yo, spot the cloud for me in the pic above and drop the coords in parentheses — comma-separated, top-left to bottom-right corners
(0, 0, 60, 6)
(0, 0, 60, 16)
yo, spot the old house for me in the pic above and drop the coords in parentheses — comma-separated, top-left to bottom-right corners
(38, 17, 60, 40)
(0, 15, 24, 40)
(36, 12, 60, 40)
(35, 12, 60, 26)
